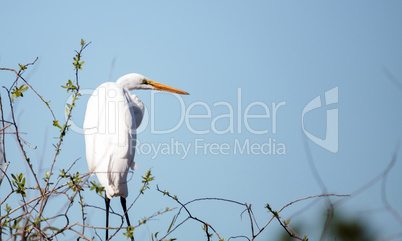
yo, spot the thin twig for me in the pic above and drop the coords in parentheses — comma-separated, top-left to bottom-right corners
(0, 94, 7, 164)
(39, 41, 90, 222)
(156, 186, 223, 241)
(380, 144, 402, 226)
(2, 87, 43, 196)
(0, 57, 56, 121)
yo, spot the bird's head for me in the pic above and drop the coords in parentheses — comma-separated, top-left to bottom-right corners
(116, 73, 189, 95)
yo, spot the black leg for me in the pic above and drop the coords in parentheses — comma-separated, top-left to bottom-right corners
(105, 197, 110, 241)
(120, 197, 134, 241)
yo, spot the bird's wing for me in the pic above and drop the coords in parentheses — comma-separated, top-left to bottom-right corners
(84, 82, 137, 198)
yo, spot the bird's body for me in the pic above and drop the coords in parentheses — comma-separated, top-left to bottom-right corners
(84, 73, 188, 240)
(84, 81, 144, 199)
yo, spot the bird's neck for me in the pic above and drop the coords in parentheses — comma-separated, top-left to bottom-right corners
(116, 76, 137, 91)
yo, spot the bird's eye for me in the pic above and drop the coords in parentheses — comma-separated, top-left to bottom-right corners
(142, 79, 149, 84)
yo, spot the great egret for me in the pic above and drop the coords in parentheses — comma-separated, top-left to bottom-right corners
(83, 73, 189, 240)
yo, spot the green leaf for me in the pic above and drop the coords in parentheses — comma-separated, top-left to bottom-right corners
(167, 214, 177, 233)
(89, 181, 105, 197)
(140, 170, 154, 194)
(53, 120, 62, 129)
(20, 84, 28, 92)
(61, 80, 77, 93)
(18, 64, 27, 71)
(5, 204, 11, 213)
(43, 226, 61, 232)
(59, 169, 67, 178)
(10, 84, 29, 101)
(123, 226, 135, 239)
(11, 173, 26, 197)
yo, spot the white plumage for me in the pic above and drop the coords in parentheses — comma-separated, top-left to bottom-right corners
(83, 73, 188, 240)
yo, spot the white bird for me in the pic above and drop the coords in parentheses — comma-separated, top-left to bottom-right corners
(83, 73, 189, 240)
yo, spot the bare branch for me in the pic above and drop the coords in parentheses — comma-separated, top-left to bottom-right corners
(381, 144, 402, 226)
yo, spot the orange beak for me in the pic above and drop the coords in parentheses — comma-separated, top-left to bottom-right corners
(149, 80, 189, 95)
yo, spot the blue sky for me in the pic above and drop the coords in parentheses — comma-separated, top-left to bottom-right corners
(1, 1, 402, 240)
